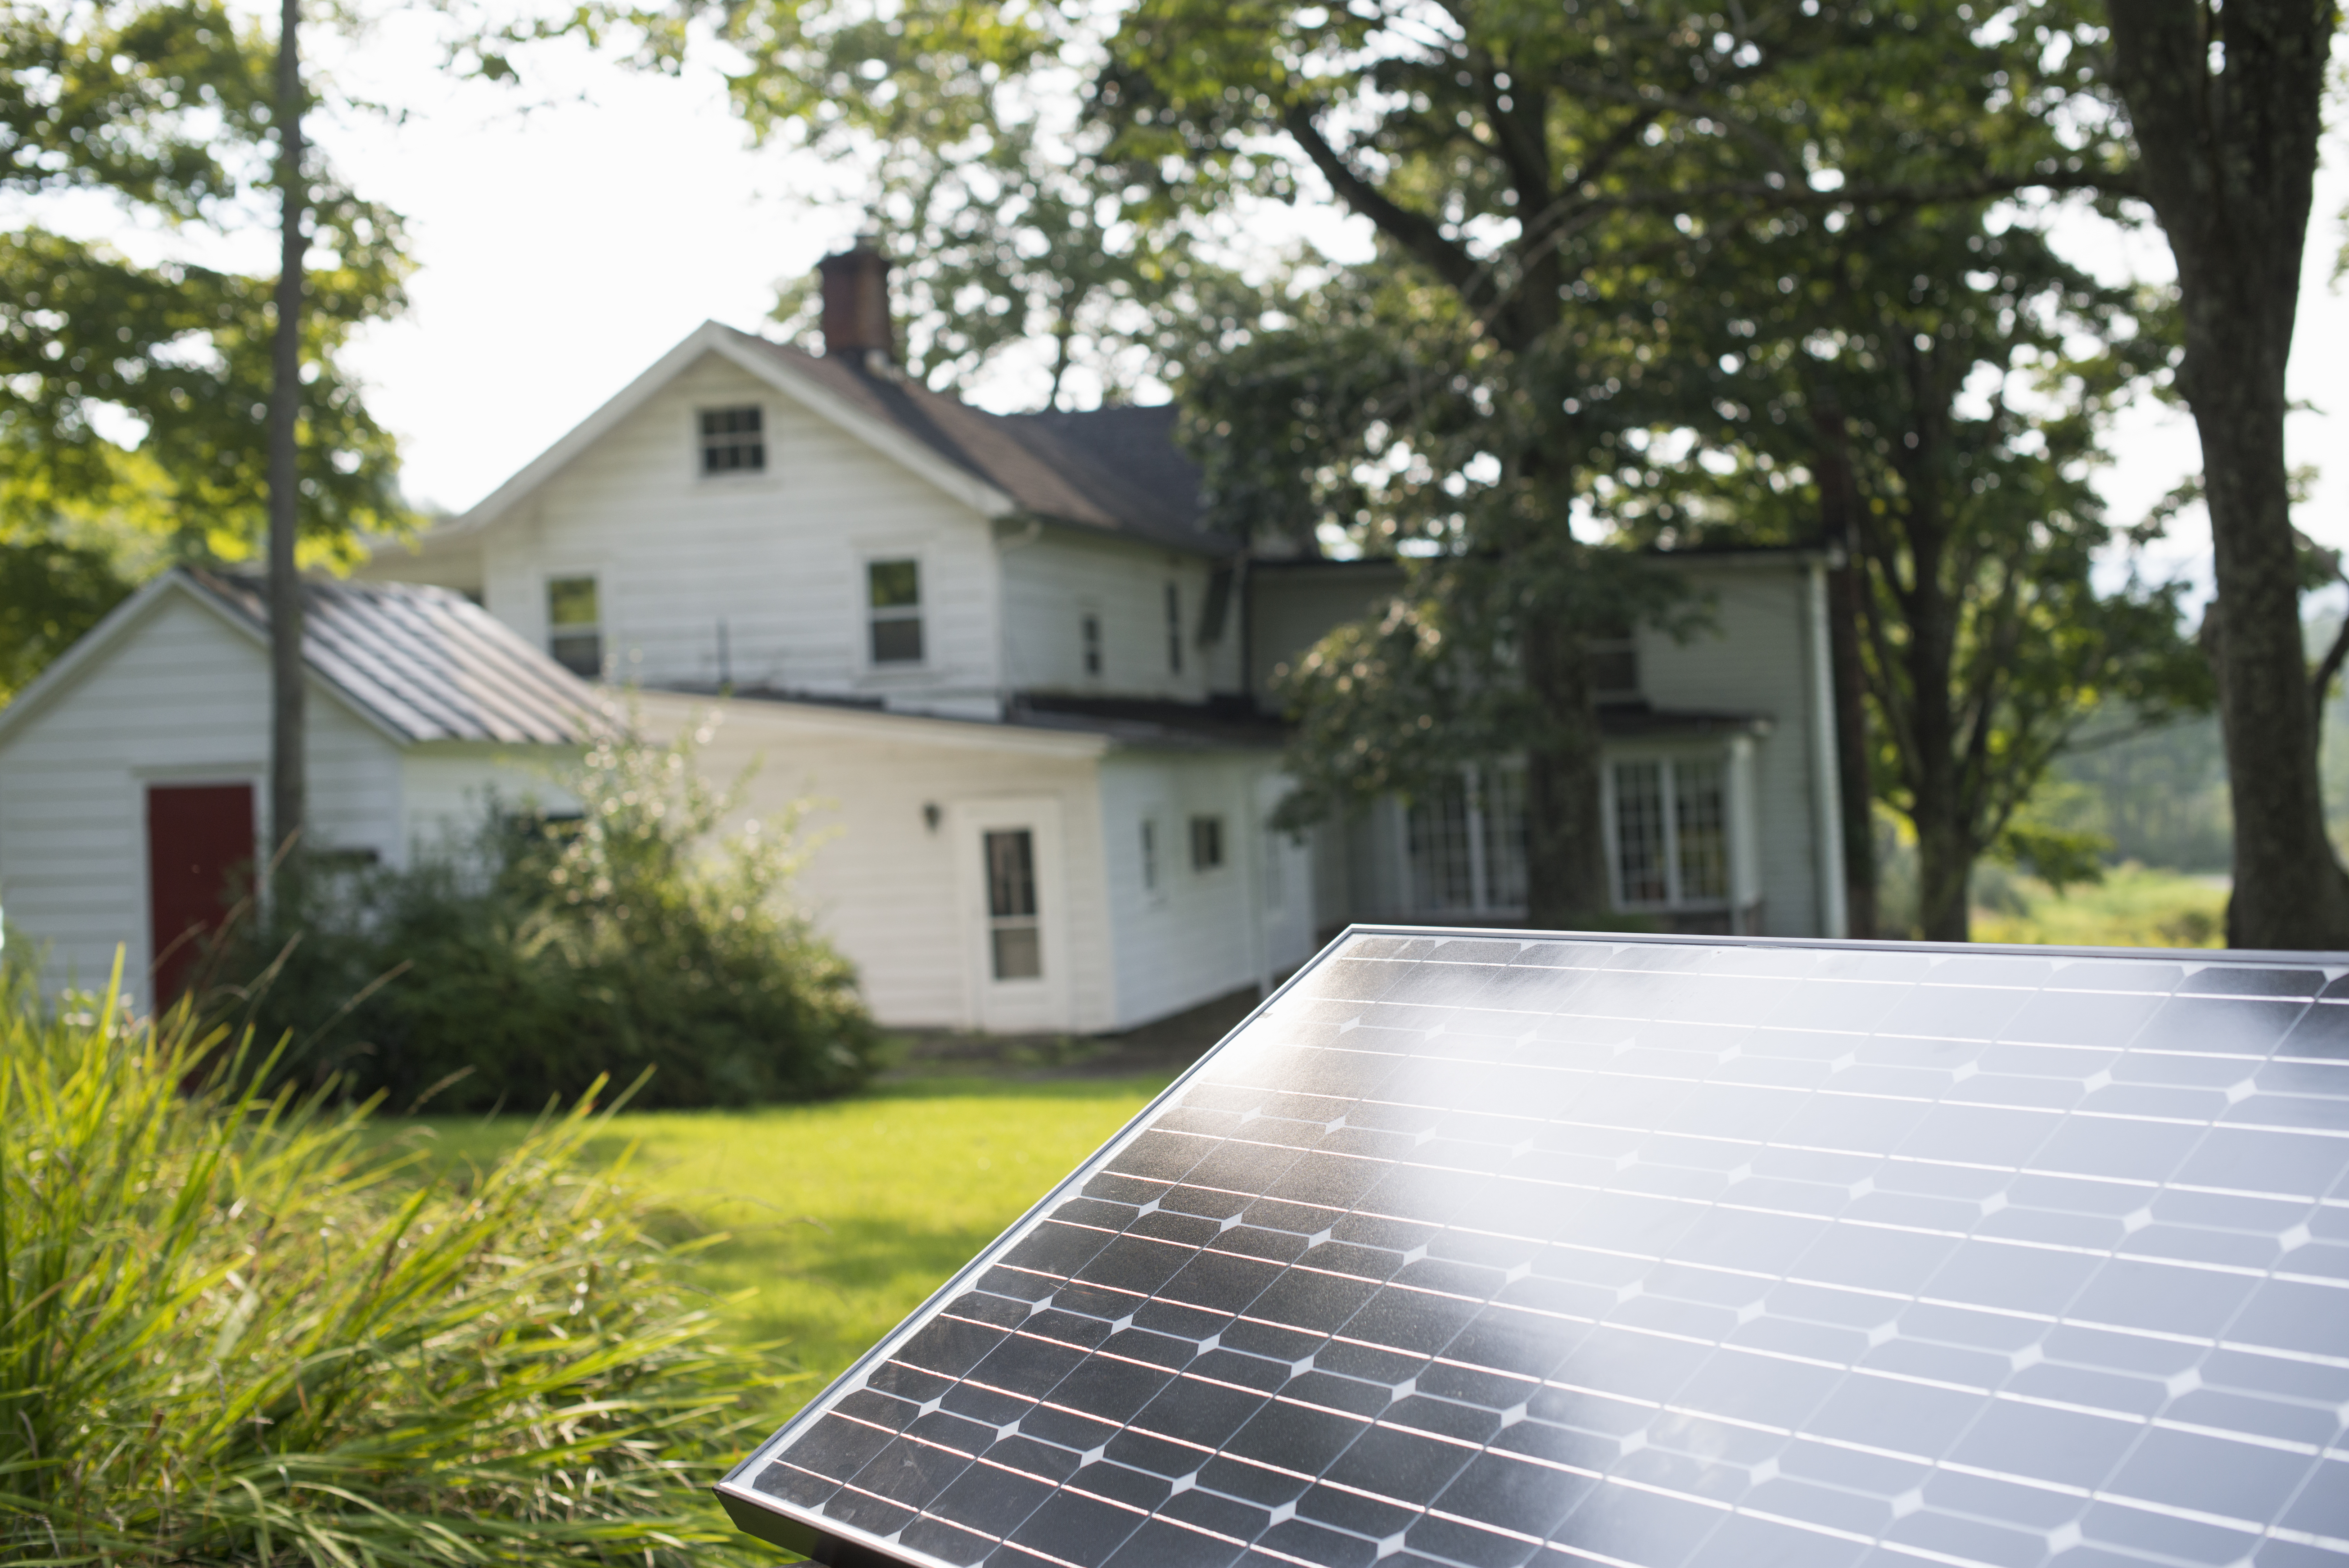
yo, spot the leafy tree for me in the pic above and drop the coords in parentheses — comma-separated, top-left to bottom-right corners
(2097, 0, 2348, 948)
(1622, 200, 2207, 938)
(0, 0, 410, 700)
(1094, 0, 2159, 925)
(1184, 262, 1697, 926)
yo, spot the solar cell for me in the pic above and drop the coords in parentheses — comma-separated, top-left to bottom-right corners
(717, 929, 2349, 1568)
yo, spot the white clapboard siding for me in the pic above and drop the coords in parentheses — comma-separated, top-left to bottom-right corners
(0, 595, 402, 1003)
(634, 692, 1126, 1032)
(399, 744, 580, 863)
(451, 354, 1007, 716)
(1000, 532, 1222, 701)
(1096, 752, 1299, 1029)
(1636, 556, 1835, 936)
(1247, 560, 1408, 696)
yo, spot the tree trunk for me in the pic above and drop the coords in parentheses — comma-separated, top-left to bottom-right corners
(267, 0, 306, 863)
(2103, 0, 2349, 949)
(1521, 618, 1612, 928)
(1911, 787, 1973, 943)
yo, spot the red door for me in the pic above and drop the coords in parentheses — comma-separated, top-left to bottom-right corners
(146, 783, 255, 1006)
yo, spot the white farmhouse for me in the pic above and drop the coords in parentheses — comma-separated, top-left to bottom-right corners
(0, 247, 1847, 1034)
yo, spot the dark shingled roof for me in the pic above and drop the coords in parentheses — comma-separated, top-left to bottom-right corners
(189, 569, 595, 745)
(735, 332, 1229, 556)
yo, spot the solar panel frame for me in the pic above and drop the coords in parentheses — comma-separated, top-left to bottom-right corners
(714, 925, 2349, 1568)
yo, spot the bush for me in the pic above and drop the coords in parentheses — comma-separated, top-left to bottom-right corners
(209, 711, 881, 1112)
(0, 966, 780, 1565)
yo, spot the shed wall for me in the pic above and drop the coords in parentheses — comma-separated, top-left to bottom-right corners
(0, 596, 401, 1003)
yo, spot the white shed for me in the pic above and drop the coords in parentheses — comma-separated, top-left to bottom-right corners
(0, 568, 592, 1008)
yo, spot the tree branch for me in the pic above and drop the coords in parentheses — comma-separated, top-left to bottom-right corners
(1283, 104, 1484, 300)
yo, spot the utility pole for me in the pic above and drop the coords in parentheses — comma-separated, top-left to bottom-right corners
(268, 0, 307, 863)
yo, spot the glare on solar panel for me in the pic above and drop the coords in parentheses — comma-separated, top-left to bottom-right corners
(717, 927, 2349, 1568)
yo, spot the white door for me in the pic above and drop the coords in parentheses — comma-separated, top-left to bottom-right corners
(952, 796, 1071, 1033)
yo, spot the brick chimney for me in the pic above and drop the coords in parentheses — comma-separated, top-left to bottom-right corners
(818, 245, 894, 366)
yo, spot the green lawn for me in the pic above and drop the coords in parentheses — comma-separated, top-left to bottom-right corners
(404, 1073, 1172, 1417)
(1971, 862, 2228, 948)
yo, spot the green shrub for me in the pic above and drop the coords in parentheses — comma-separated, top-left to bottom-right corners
(0, 966, 780, 1565)
(210, 712, 881, 1112)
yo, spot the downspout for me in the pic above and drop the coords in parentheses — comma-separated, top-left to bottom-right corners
(1240, 762, 1273, 999)
(994, 516, 1044, 717)
(1805, 559, 1851, 938)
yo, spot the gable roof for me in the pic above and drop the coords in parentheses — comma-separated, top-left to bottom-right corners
(744, 341, 1222, 554)
(0, 568, 596, 750)
(426, 321, 1231, 556)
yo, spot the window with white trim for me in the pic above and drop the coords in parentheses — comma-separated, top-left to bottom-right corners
(867, 559, 923, 665)
(1082, 612, 1103, 677)
(985, 829, 1041, 980)
(1164, 583, 1184, 675)
(1610, 757, 1730, 909)
(1405, 767, 1525, 918)
(1189, 814, 1224, 872)
(546, 576, 601, 677)
(1401, 755, 1736, 918)
(700, 405, 765, 474)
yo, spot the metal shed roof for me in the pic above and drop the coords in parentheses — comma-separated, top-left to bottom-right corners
(190, 569, 596, 746)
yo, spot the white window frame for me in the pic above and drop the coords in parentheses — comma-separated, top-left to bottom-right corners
(1601, 749, 1738, 913)
(544, 570, 604, 679)
(1139, 813, 1164, 899)
(696, 402, 768, 478)
(859, 552, 928, 673)
(1164, 581, 1184, 676)
(1081, 607, 1104, 679)
(1188, 812, 1225, 874)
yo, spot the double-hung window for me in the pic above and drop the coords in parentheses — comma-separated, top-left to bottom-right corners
(1082, 613, 1103, 677)
(1609, 758, 1730, 909)
(867, 559, 923, 665)
(546, 576, 601, 677)
(700, 406, 764, 474)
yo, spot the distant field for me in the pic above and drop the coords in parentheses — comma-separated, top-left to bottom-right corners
(1971, 863, 2228, 948)
(406, 1073, 1172, 1417)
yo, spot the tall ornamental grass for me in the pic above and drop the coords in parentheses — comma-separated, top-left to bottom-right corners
(0, 967, 780, 1565)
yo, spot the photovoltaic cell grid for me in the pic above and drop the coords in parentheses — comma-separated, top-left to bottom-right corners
(717, 931, 2349, 1568)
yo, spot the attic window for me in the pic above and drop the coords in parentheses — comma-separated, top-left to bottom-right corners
(867, 559, 923, 664)
(547, 576, 601, 678)
(700, 406, 765, 474)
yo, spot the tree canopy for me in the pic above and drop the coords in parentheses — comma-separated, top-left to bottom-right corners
(0, 0, 411, 698)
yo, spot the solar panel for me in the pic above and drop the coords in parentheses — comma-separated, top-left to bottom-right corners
(717, 929, 2349, 1568)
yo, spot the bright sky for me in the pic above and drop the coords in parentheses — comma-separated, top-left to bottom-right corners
(27, 9, 2349, 591)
